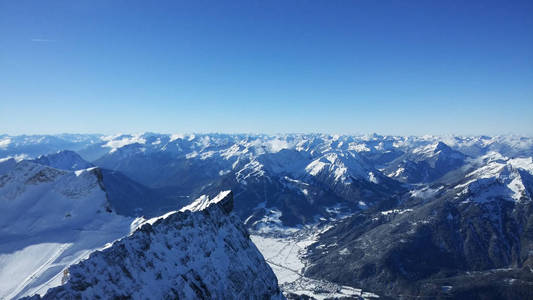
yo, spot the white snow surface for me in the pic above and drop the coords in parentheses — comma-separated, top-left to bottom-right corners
(101, 133, 146, 153)
(131, 190, 234, 230)
(0, 160, 133, 299)
(179, 190, 232, 212)
(454, 153, 533, 203)
(0, 137, 11, 149)
(304, 151, 374, 184)
(251, 225, 379, 299)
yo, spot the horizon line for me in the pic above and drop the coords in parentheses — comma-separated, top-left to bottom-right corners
(2, 132, 533, 138)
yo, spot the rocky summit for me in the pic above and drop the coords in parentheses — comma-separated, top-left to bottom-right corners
(23, 191, 284, 300)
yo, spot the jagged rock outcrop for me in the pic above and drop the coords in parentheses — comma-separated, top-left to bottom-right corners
(27, 191, 284, 299)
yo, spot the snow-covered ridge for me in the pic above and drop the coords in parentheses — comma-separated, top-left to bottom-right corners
(0, 161, 111, 235)
(0, 160, 132, 299)
(454, 153, 533, 203)
(304, 151, 372, 184)
(2, 133, 531, 191)
(3, 133, 532, 161)
(31, 150, 94, 171)
(101, 133, 147, 153)
(180, 190, 232, 212)
(29, 191, 284, 300)
(0, 137, 11, 149)
(132, 191, 234, 229)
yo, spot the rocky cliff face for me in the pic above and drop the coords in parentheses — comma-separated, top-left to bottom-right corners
(28, 191, 284, 300)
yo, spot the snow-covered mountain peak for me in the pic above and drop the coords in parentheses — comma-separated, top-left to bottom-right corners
(455, 153, 533, 203)
(0, 160, 112, 236)
(32, 150, 94, 171)
(180, 190, 233, 213)
(101, 133, 147, 153)
(434, 141, 451, 151)
(508, 156, 533, 173)
(0, 160, 135, 299)
(304, 151, 372, 184)
(30, 190, 284, 299)
(467, 152, 533, 180)
(131, 190, 235, 234)
(0, 160, 65, 188)
(412, 141, 455, 158)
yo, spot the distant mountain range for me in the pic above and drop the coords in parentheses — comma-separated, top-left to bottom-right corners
(1, 133, 532, 299)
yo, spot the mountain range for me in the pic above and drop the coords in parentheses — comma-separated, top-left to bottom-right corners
(1, 133, 532, 299)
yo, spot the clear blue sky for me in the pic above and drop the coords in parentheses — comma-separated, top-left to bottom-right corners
(1, 0, 532, 135)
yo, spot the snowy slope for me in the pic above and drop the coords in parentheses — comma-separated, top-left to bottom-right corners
(29, 191, 284, 300)
(453, 152, 533, 203)
(251, 227, 379, 300)
(29, 150, 178, 218)
(0, 160, 133, 299)
(1, 159, 283, 299)
(384, 141, 467, 183)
